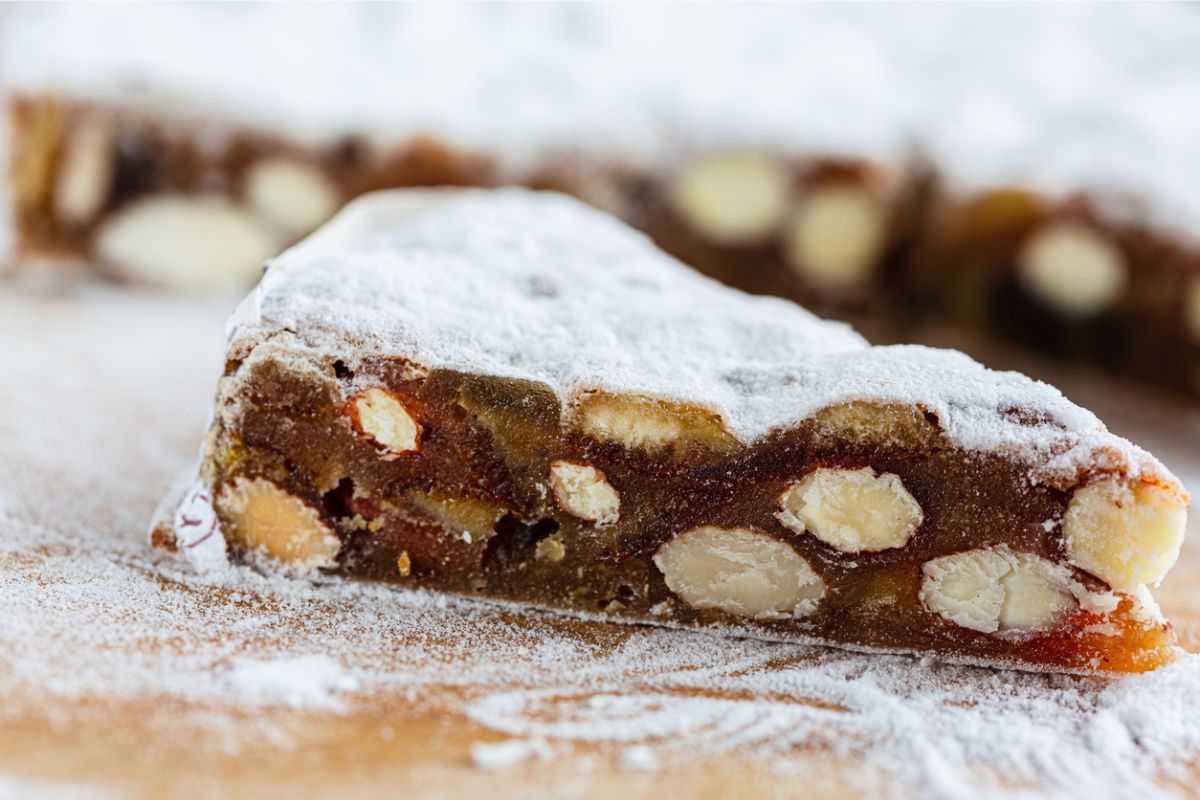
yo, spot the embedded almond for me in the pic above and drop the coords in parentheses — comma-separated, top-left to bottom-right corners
(549, 460, 620, 525)
(920, 547, 1075, 634)
(54, 117, 115, 226)
(215, 477, 340, 569)
(784, 184, 885, 291)
(669, 152, 791, 244)
(347, 387, 422, 456)
(1063, 478, 1187, 593)
(777, 466, 922, 553)
(654, 526, 825, 619)
(95, 194, 278, 289)
(1018, 222, 1127, 317)
(245, 157, 341, 236)
(574, 392, 738, 455)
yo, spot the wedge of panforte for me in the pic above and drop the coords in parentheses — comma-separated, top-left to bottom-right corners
(156, 188, 1189, 673)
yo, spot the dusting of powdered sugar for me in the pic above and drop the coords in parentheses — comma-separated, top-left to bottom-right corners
(1, 286, 1200, 798)
(219, 655, 360, 712)
(2, 4, 1198, 236)
(470, 738, 556, 772)
(156, 476, 230, 573)
(231, 189, 1170, 486)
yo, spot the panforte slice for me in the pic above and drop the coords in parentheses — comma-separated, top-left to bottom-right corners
(156, 188, 1189, 673)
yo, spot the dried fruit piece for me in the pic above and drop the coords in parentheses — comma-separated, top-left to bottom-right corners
(1017, 222, 1127, 316)
(1063, 478, 1187, 593)
(783, 184, 886, 290)
(669, 152, 791, 244)
(245, 157, 341, 236)
(409, 491, 507, 546)
(54, 116, 115, 226)
(776, 466, 922, 553)
(347, 387, 421, 456)
(535, 535, 567, 562)
(215, 477, 340, 569)
(94, 194, 277, 289)
(920, 547, 1075, 634)
(653, 526, 825, 619)
(1185, 276, 1200, 344)
(549, 460, 620, 525)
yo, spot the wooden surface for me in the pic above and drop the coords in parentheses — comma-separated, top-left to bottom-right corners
(0, 285, 1198, 799)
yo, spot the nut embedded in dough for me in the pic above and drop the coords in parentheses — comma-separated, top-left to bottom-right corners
(573, 392, 738, 455)
(549, 460, 620, 526)
(54, 116, 114, 226)
(653, 526, 825, 619)
(668, 152, 792, 245)
(807, 402, 942, 450)
(1017, 221, 1127, 317)
(920, 547, 1076, 634)
(94, 194, 278, 289)
(215, 477, 341, 569)
(347, 387, 422, 457)
(1063, 478, 1187, 593)
(245, 156, 341, 236)
(783, 183, 886, 291)
(776, 466, 923, 553)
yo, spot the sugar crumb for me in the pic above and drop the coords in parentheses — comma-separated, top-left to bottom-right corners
(471, 739, 553, 771)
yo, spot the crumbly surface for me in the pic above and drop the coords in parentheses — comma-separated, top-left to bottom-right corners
(4, 3, 1199, 234)
(229, 189, 1173, 489)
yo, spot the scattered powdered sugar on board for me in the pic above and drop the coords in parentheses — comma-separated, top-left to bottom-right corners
(236, 189, 1170, 487)
(219, 656, 360, 712)
(2, 286, 1200, 799)
(618, 746, 659, 773)
(461, 654, 1200, 794)
(470, 738, 555, 772)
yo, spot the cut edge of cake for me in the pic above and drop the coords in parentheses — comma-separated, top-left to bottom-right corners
(155, 188, 1189, 674)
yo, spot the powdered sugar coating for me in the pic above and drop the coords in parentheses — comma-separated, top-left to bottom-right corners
(3, 4, 1199, 237)
(231, 189, 1174, 487)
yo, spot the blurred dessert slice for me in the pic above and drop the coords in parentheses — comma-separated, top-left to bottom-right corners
(5, 4, 1199, 396)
